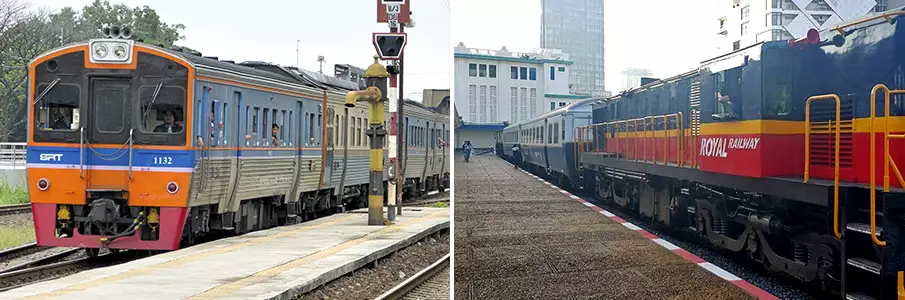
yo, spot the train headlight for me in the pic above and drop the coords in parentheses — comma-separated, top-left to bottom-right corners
(37, 178, 49, 191)
(166, 182, 178, 194)
(93, 44, 108, 58)
(113, 44, 126, 58)
(88, 39, 133, 64)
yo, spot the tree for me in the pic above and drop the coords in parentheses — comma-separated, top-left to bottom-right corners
(0, 0, 186, 141)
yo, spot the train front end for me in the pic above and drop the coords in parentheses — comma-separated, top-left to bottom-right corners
(27, 37, 194, 251)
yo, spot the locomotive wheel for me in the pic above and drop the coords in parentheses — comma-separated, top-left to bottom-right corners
(85, 248, 100, 258)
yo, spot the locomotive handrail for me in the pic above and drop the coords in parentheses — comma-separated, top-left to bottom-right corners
(79, 127, 84, 179)
(832, 11, 905, 35)
(128, 129, 134, 181)
(575, 112, 684, 167)
(804, 94, 842, 240)
(868, 84, 905, 247)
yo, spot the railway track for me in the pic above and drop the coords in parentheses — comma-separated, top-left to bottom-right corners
(0, 203, 30, 216)
(0, 250, 148, 292)
(375, 253, 449, 300)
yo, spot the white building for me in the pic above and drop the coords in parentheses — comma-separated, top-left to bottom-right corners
(454, 43, 577, 124)
(715, 0, 903, 55)
(620, 67, 654, 92)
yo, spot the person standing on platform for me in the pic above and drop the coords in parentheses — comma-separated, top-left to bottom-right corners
(511, 143, 522, 169)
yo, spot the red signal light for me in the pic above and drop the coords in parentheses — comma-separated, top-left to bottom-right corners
(37, 178, 49, 191)
(166, 182, 178, 194)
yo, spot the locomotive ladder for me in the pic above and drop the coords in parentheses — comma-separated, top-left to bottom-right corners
(804, 94, 844, 239)
(868, 84, 905, 247)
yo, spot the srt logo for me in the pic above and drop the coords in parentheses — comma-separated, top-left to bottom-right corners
(39, 153, 63, 162)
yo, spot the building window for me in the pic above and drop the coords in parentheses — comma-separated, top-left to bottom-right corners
(559, 102, 566, 107)
(733, 40, 740, 50)
(489, 86, 498, 122)
(520, 87, 528, 121)
(770, 12, 781, 26)
(771, 0, 781, 9)
(529, 68, 536, 80)
(468, 85, 477, 121)
(876, 0, 888, 12)
(529, 88, 537, 118)
(520, 67, 528, 80)
(510, 66, 518, 79)
(741, 5, 749, 20)
(551, 102, 556, 111)
(489, 65, 497, 78)
(558, 67, 565, 72)
(550, 66, 555, 80)
(806, 0, 831, 11)
(741, 22, 748, 36)
(511, 87, 518, 121)
(479, 64, 487, 77)
(479, 85, 487, 122)
(468, 63, 477, 77)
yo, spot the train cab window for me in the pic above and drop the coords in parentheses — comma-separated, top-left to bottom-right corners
(712, 66, 742, 120)
(763, 47, 793, 118)
(138, 85, 185, 134)
(95, 88, 126, 133)
(35, 83, 80, 132)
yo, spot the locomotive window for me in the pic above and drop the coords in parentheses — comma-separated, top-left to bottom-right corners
(139, 86, 185, 134)
(95, 89, 125, 133)
(763, 48, 793, 118)
(35, 83, 80, 132)
(713, 66, 742, 118)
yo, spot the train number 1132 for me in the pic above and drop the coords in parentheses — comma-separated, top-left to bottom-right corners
(154, 156, 173, 165)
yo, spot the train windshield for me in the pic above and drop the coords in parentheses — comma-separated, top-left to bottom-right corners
(762, 47, 793, 118)
(139, 85, 185, 134)
(34, 83, 80, 131)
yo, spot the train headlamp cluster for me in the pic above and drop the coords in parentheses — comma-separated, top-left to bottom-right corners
(89, 39, 134, 64)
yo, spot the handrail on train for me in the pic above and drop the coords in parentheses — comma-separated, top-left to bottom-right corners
(832, 11, 905, 35)
(803, 94, 842, 240)
(576, 112, 685, 167)
(868, 84, 905, 247)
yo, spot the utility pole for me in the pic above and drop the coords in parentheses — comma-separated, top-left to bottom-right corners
(296, 40, 300, 69)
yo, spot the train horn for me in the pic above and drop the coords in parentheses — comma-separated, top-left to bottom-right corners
(102, 26, 111, 38)
(110, 26, 121, 39)
(120, 27, 132, 39)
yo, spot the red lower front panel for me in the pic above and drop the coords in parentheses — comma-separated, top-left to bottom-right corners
(32, 203, 187, 250)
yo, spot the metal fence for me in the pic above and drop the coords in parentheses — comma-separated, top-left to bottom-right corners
(0, 143, 26, 169)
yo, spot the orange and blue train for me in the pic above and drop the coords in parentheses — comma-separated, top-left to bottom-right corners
(498, 8, 905, 299)
(27, 36, 449, 255)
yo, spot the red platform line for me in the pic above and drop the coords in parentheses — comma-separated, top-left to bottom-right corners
(731, 280, 780, 300)
(672, 248, 706, 264)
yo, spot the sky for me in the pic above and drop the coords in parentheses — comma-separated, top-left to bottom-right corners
(451, 0, 719, 94)
(27, 0, 451, 102)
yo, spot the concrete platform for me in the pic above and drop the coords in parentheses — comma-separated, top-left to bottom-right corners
(1, 207, 449, 300)
(454, 155, 775, 300)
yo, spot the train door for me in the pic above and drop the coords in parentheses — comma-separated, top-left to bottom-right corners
(324, 106, 335, 184)
(86, 77, 132, 189)
(543, 118, 551, 174)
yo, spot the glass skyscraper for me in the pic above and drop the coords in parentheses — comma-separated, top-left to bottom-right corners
(540, 0, 605, 96)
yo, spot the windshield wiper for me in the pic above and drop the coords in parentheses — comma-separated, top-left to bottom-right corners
(32, 78, 61, 105)
(142, 81, 164, 121)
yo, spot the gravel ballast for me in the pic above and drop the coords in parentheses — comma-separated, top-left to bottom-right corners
(296, 231, 449, 300)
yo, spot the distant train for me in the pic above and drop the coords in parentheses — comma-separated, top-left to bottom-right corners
(26, 34, 449, 255)
(499, 8, 905, 299)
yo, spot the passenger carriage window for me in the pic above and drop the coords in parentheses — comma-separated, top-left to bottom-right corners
(318, 113, 322, 146)
(138, 85, 185, 134)
(365, 118, 369, 146)
(35, 83, 80, 132)
(304, 113, 309, 146)
(211, 100, 220, 146)
(222, 102, 228, 146)
(308, 113, 315, 146)
(561, 119, 565, 141)
(245, 106, 250, 146)
(252, 107, 260, 146)
(263, 108, 270, 146)
(281, 110, 287, 146)
(288, 111, 293, 146)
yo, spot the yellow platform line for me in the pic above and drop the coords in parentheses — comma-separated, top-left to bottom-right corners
(186, 209, 447, 299)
